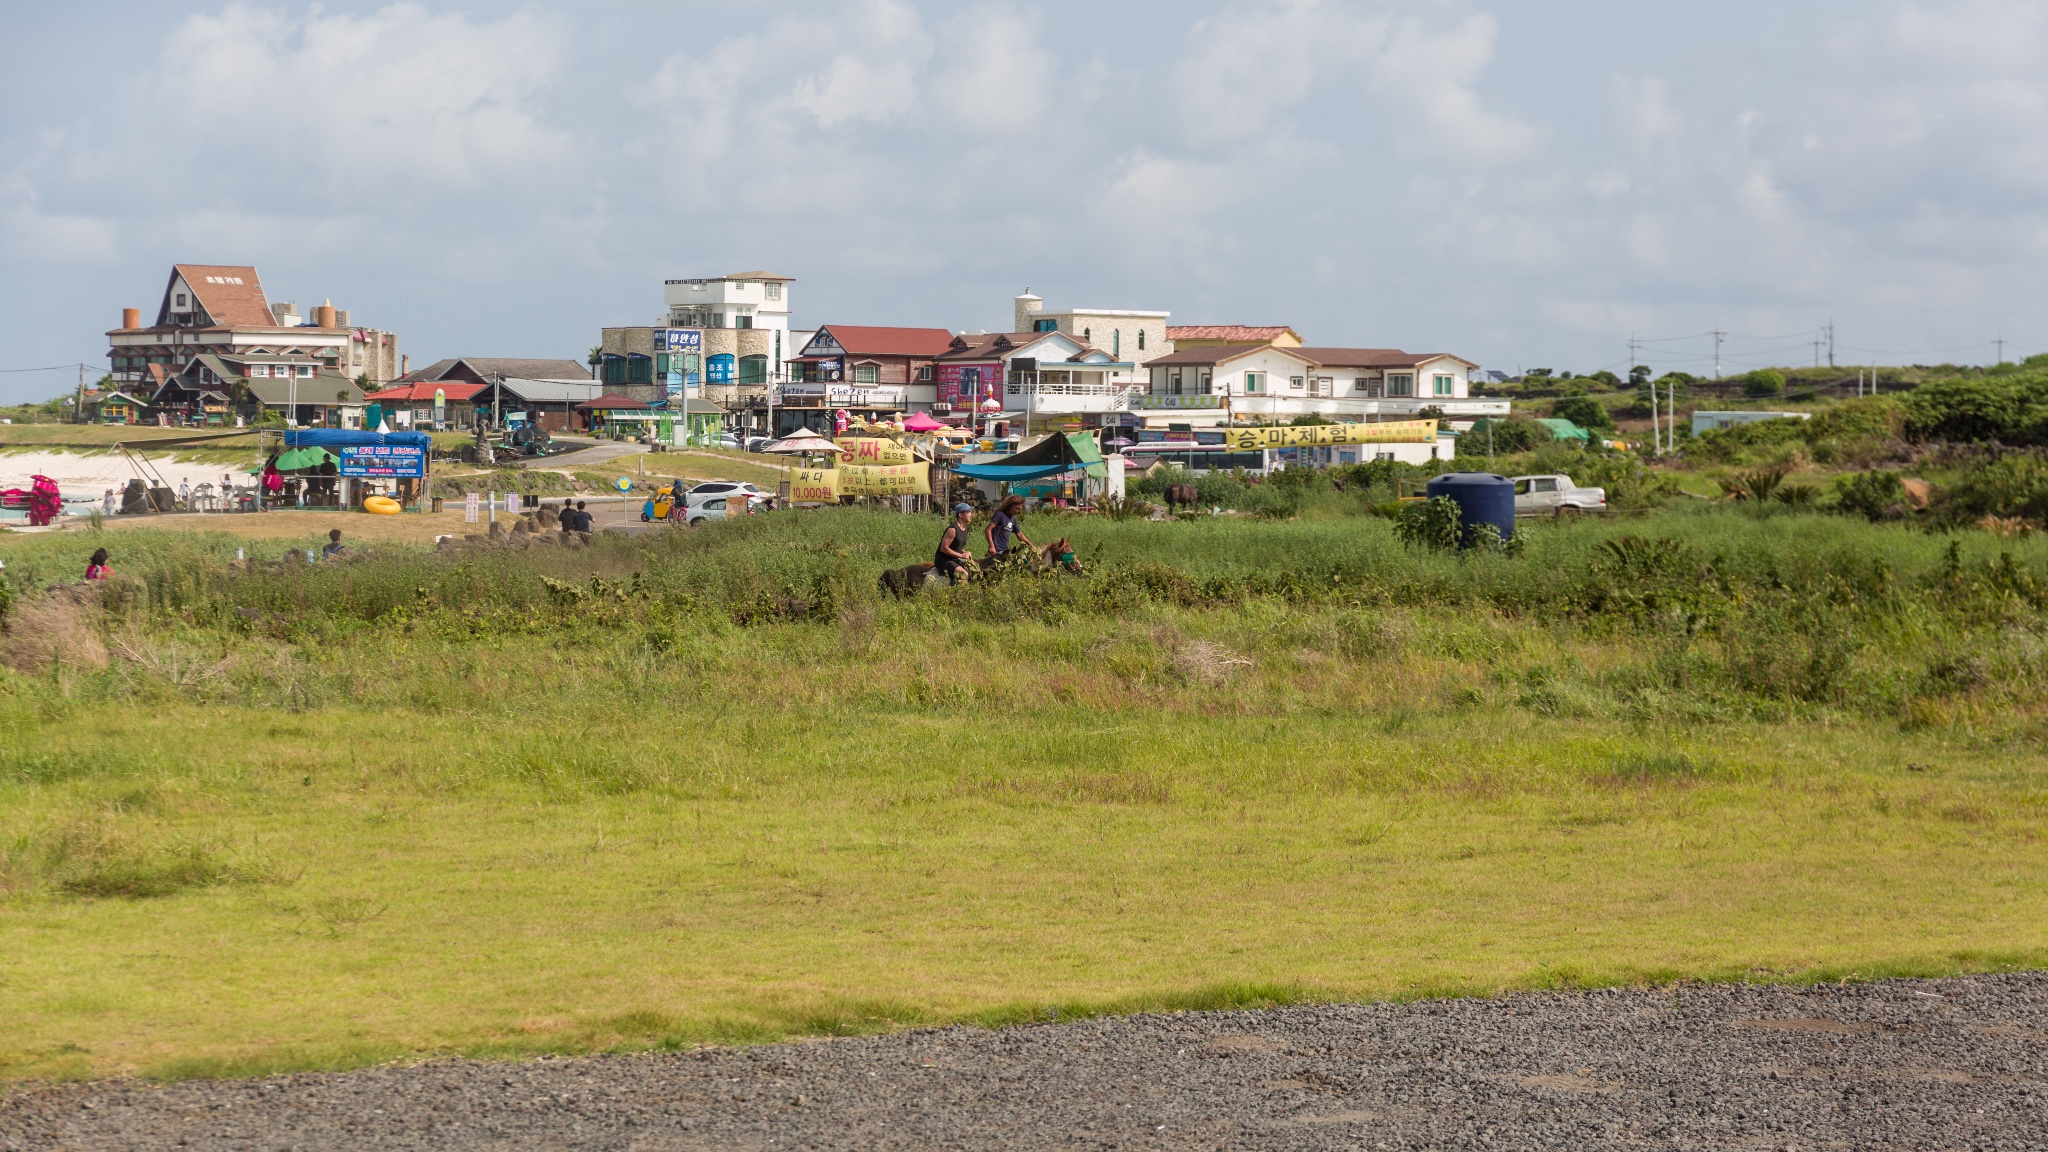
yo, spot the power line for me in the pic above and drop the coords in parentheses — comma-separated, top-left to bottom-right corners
(0, 362, 94, 374)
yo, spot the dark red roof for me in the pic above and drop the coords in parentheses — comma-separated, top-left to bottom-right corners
(811, 325, 957, 357)
(1292, 348, 1475, 369)
(575, 393, 649, 410)
(365, 381, 487, 403)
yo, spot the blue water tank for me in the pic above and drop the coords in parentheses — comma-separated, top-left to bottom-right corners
(1425, 472, 1515, 546)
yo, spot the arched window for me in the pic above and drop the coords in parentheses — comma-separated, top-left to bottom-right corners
(1084, 327, 1092, 342)
(738, 355, 768, 384)
(1138, 330, 1146, 351)
(1113, 330, 1121, 356)
(708, 353, 735, 384)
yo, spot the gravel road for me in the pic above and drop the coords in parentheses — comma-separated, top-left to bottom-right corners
(6, 974, 2045, 1150)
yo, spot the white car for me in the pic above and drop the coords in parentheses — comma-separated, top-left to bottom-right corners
(1512, 474, 1607, 516)
(685, 481, 766, 504)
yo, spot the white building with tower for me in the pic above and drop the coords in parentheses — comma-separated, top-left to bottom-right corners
(1010, 290, 1170, 388)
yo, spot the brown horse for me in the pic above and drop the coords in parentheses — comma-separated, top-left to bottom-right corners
(1164, 482, 1199, 512)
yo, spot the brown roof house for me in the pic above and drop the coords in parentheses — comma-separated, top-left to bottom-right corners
(932, 329, 1133, 428)
(107, 265, 399, 393)
(778, 325, 957, 434)
(1137, 344, 1500, 427)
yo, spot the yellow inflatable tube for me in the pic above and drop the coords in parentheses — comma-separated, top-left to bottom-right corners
(363, 495, 402, 515)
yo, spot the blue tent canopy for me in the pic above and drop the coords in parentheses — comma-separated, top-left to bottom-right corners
(953, 462, 1084, 481)
(282, 430, 433, 450)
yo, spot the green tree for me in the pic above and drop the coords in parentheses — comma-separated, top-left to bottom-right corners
(1628, 365, 1652, 386)
(1552, 395, 1614, 430)
(1471, 417, 1554, 454)
(1589, 369, 1622, 388)
(1743, 369, 1786, 397)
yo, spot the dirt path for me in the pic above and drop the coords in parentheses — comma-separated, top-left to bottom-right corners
(4, 974, 2043, 1150)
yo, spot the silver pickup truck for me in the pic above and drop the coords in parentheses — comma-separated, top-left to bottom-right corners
(1512, 474, 1607, 516)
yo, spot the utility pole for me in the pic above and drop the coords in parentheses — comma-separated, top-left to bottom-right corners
(1713, 328, 1725, 380)
(75, 363, 85, 425)
(1827, 319, 1835, 369)
(1996, 336, 2005, 365)
(1812, 336, 1822, 369)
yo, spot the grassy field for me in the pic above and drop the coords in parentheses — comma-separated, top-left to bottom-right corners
(1, 508, 2044, 1081)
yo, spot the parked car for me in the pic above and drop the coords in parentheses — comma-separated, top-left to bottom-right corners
(743, 436, 773, 453)
(1512, 474, 1607, 516)
(686, 480, 766, 502)
(688, 497, 729, 527)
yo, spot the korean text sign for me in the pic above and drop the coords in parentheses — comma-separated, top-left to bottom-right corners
(338, 444, 427, 478)
(1221, 419, 1437, 451)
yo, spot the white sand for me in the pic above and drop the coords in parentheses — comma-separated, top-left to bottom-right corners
(0, 450, 253, 497)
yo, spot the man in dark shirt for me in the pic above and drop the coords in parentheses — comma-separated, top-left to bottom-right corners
(572, 501, 593, 533)
(985, 494, 1032, 561)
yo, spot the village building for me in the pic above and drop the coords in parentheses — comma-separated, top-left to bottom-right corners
(780, 326, 955, 435)
(1136, 344, 1506, 429)
(106, 265, 399, 394)
(1010, 291, 1169, 388)
(143, 350, 368, 427)
(390, 357, 597, 431)
(358, 381, 486, 430)
(934, 330, 1133, 431)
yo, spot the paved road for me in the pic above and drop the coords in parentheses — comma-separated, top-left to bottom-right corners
(4, 974, 2044, 1150)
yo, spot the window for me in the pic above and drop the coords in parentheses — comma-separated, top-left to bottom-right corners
(1168, 369, 1183, 395)
(1113, 330, 1121, 357)
(915, 365, 933, 381)
(707, 353, 735, 383)
(1198, 370, 1212, 395)
(1034, 318, 1058, 332)
(1433, 374, 1454, 396)
(1387, 373, 1415, 397)
(738, 355, 768, 385)
(735, 315, 752, 329)
(1289, 376, 1304, 390)
(1244, 371, 1263, 394)
(629, 354, 654, 384)
(1083, 327, 1092, 342)
(175, 293, 186, 307)
(765, 282, 782, 300)
(1533, 478, 1558, 493)
(1137, 330, 1146, 351)
(297, 365, 315, 378)
(1353, 377, 1371, 395)
(249, 365, 270, 377)
(602, 355, 627, 384)
(853, 364, 879, 384)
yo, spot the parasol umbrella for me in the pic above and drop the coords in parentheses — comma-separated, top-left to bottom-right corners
(762, 430, 840, 455)
(902, 412, 946, 432)
(1105, 436, 1135, 449)
(257, 447, 338, 473)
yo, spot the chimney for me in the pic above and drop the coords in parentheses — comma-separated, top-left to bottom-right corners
(334, 309, 351, 328)
(315, 299, 337, 329)
(401, 353, 410, 376)
(1013, 288, 1043, 334)
(121, 307, 140, 330)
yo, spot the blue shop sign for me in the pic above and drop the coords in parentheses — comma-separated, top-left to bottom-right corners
(339, 444, 427, 478)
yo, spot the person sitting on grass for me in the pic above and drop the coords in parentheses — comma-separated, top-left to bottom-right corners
(322, 528, 349, 561)
(934, 503, 978, 584)
(85, 548, 112, 580)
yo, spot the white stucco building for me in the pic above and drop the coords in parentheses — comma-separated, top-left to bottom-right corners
(1010, 290, 1169, 388)
(1136, 345, 1507, 427)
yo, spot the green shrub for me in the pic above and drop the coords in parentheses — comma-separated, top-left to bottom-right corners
(1743, 369, 1786, 397)
(1469, 417, 1554, 455)
(1393, 496, 1463, 552)
(1552, 396, 1613, 430)
(1932, 453, 2048, 524)
(1833, 471, 1907, 521)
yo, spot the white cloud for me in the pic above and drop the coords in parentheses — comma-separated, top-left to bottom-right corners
(141, 2, 573, 209)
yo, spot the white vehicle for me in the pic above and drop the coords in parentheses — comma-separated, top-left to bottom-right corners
(688, 496, 730, 527)
(1512, 474, 1606, 516)
(685, 481, 767, 504)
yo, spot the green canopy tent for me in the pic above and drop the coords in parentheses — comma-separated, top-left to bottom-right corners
(251, 447, 340, 474)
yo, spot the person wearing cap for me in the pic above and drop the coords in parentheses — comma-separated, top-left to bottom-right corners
(934, 503, 978, 583)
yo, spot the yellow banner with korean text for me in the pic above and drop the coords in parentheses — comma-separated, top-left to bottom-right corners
(834, 437, 915, 466)
(790, 468, 839, 503)
(1221, 419, 1438, 450)
(789, 464, 931, 500)
(842, 463, 930, 496)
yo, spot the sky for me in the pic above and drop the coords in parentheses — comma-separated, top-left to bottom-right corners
(3, 0, 2046, 402)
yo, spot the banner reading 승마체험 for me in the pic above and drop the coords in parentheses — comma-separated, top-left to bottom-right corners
(1221, 419, 1438, 451)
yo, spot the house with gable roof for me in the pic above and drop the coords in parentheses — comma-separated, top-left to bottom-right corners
(106, 264, 399, 395)
(934, 329, 1135, 429)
